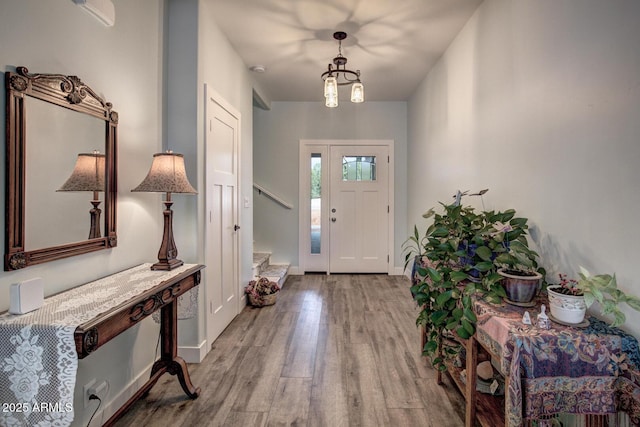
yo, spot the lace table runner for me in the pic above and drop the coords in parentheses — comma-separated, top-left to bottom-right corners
(0, 263, 197, 427)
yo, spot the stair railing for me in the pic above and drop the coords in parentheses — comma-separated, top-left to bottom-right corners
(253, 183, 293, 209)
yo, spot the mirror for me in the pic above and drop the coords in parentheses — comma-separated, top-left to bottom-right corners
(5, 66, 118, 270)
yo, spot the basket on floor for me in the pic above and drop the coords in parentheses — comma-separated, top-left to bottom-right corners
(248, 292, 278, 307)
(246, 277, 280, 307)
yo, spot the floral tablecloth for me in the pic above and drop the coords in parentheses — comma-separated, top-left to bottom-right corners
(0, 264, 198, 427)
(474, 297, 640, 427)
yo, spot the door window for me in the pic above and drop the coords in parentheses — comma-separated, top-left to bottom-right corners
(342, 156, 376, 181)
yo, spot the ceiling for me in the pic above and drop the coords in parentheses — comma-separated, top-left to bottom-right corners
(207, 0, 482, 103)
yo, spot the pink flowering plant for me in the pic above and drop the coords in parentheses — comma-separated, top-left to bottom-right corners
(555, 273, 581, 296)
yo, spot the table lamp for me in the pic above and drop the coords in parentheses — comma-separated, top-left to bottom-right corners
(57, 151, 106, 239)
(132, 151, 197, 270)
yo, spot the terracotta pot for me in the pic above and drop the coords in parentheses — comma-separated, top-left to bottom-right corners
(547, 285, 586, 324)
(498, 268, 542, 303)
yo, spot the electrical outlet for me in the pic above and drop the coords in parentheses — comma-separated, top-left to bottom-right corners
(83, 379, 96, 408)
(88, 380, 109, 400)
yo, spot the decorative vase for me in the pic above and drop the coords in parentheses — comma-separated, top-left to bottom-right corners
(498, 268, 542, 303)
(546, 285, 586, 324)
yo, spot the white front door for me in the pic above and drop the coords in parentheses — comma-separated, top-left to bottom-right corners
(205, 87, 240, 346)
(329, 145, 389, 273)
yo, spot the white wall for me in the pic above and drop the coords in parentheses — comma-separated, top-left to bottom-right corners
(0, 0, 166, 425)
(253, 101, 407, 269)
(408, 0, 640, 336)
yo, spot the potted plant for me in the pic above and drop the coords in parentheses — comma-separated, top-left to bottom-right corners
(546, 273, 586, 324)
(490, 218, 545, 304)
(245, 277, 280, 307)
(547, 267, 640, 327)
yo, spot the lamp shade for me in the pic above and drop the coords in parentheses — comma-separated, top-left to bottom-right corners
(132, 152, 197, 194)
(58, 152, 105, 192)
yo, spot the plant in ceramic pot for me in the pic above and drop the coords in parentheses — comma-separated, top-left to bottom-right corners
(546, 273, 586, 324)
(547, 268, 640, 327)
(491, 218, 546, 304)
(495, 243, 544, 304)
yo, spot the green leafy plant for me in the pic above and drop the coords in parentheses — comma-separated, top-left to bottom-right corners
(404, 193, 552, 370)
(485, 213, 544, 277)
(406, 201, 506, 371)
(576, 267, 640, 327)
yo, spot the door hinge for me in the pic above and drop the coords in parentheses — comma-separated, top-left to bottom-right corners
(387, 255, 389, 263)
(387, 205, 389, 213)
(387, 155, 390, 163)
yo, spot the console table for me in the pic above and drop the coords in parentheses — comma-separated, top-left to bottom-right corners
(0, 263, 204, 427)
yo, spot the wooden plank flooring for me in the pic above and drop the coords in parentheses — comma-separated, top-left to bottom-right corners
(113, 274, 465, 427)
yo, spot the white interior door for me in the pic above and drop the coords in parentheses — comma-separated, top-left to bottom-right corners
(205, 87, 240, 346)
(329, 145, 389, 273)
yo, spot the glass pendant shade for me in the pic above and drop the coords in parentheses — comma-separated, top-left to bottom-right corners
(351, 82, 364, 103)
(324, 76, 337, 98)
(325, 93, 338, 108)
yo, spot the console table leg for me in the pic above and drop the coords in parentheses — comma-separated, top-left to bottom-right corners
(156, 298, 201, 399)
(167, 357, 201, 398)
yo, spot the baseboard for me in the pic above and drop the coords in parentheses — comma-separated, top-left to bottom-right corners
(290, 266, 407, 276)
(288, 266, 304, 275)
(392, 266, 407, 276)
(178, 340, 208, 363)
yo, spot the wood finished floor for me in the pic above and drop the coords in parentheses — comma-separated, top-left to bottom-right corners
(114, 274, 465, 427)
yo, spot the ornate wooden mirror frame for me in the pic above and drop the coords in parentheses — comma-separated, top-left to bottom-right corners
(5, 66, 117, 270)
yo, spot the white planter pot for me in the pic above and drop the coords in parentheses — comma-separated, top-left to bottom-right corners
(547, 285, 587, 324)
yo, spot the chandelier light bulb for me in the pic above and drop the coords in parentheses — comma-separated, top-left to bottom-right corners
(324, 76, 337, 98)
(351, 82, 364, 103)
(325, 93, 338, 108)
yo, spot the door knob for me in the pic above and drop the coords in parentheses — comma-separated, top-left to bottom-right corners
(234, 224, 241, 231)
(331, 218, 336, 222)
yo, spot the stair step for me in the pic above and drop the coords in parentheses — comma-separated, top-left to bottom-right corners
(252, 252, 271, 277)
(260, 264, 289, 288)
(252, 252, 289, 289)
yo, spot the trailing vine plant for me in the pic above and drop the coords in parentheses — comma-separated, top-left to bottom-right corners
(405, 193, 539, 371)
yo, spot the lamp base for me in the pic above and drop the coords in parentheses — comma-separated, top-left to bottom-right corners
(151, 258, 184, 271)
(150, 198, 183, 271)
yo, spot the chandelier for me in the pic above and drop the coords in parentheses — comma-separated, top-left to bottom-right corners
(321, 31, 364, 108)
